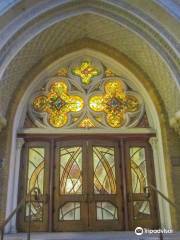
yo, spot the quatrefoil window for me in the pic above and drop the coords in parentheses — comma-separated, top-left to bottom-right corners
(33, 82, 84, 128)
(89, 80, 140, 128)
(29, 58, 144, 129)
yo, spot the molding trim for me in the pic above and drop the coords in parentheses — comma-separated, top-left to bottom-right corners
(0, 1, 179, 87)
(18, 128, 156, 135)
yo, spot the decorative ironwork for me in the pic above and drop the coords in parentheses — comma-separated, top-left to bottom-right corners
(25, 202, 43, 221)
(59, 147, 82, 194)
(59, 202, 80, 220)
(96, 202, 118, 220)
(93, 146, 116, 194)
(130, 147, 148, 193)
(133, 201, 150, 219)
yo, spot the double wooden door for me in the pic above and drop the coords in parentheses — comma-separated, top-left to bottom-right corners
(17, 137, 159, 231)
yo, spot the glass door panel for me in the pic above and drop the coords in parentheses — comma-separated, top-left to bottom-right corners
(17, 142, 50, 232)
(18, 137, 159, 232)
(125, 141, 159, 230)
(59, 146, 82, 195)
(53, 141, 88, 231)
(88, 141, 123, 231)
(93, 146, 116, 194)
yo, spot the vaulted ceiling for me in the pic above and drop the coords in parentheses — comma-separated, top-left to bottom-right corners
(0, 0, 179, 121)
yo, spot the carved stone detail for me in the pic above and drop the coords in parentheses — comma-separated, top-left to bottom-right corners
(16, 138, 25, 150)
(170, 111, 180, 135)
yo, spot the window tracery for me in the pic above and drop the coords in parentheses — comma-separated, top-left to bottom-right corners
(28, 57, 144, 129)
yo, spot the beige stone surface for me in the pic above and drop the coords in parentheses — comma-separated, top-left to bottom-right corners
(0, 14, 179, 118)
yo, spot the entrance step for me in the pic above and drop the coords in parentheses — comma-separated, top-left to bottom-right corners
(4, 232, 180, 240)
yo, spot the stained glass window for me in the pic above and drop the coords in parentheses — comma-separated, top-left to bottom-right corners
(130, 147, 148, 193)
(25, 148, 45, 221)
(29, 57, 144, 129)
(93, 146, 116, 194)
(59, 147, 82, 195)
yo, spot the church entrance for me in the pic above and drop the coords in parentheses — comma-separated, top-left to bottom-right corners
(17, 135, 159, 232)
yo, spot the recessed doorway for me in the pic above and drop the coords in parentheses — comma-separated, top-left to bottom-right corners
(17, 135, 159, 232)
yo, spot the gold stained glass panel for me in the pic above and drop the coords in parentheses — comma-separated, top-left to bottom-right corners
(93, 146, 116, 194)
(89, 80, 140, 128)
(27, 148, 45, 194)
(32, 81, 84, 128)
(79, 117, 95, 128)
(72, 61, 100, 85)
(59, 147, 82, 195)
(25, 148, 45, 222)
(130, 147, 148, 193)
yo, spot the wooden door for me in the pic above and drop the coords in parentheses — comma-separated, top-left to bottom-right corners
(87, 140, 123, 230)
(17, 136, 159, 232)
(53, 140, 88, 231)
(53, 140, 124, 231)
(17, 142, 50, 232)
(125, 140, 159, 230)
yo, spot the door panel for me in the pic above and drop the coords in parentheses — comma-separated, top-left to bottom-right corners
(53, 141, 88, 231)
(17, 142, 50, 232)
(125, 141, 159, 230)
(87, 141, 123, 230)
(17, 137, 159, 232)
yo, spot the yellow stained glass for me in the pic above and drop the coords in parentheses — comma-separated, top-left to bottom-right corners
(57, 68, 68, 77)
(79, 118, 95, 128)
(105, 69, 116, 77)
(72, 61, 100, 85)
(33, 81, 84, 128)
(89, 80, 139, 128)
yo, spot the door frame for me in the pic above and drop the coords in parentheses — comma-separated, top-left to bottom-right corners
(17, 133, 159, 231)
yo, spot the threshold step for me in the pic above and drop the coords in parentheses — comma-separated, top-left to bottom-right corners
(4, 231, 180, 240)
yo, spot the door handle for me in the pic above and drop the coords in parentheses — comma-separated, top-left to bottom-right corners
(144, 187, 151, 198)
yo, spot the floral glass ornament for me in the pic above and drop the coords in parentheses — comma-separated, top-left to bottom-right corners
(72, 61, 100, 85)
(89, 80, 139, 128)
(33, 81, 84, 127)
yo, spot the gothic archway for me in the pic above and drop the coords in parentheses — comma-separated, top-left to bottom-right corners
(5, 49, 172, 232)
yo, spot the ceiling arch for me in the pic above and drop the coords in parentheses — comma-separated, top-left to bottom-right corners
(0, 1, 179, 124)
(0, 13, 179, 120)
(0, 1, 179, 83)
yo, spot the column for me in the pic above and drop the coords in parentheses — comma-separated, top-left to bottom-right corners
(149, 137, 171, 228)
(10, 138, 25, 233)
(0, 113, 6, 132)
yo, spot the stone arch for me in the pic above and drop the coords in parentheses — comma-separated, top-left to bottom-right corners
(0, 1, 179, 86)
(2, 44, 176, 232)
